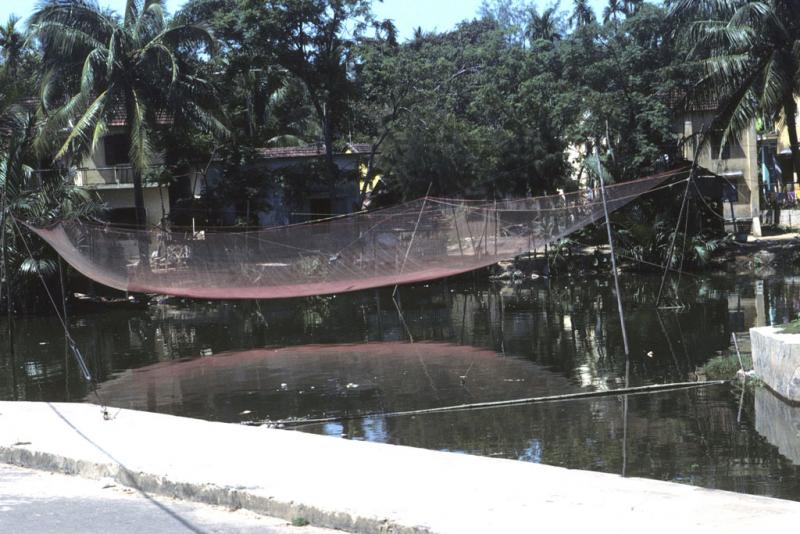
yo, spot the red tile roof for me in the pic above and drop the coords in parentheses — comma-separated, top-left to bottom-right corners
(347, 143, 373, 154)
(108, 107, 172, 127)
(666, 88, 720, 113)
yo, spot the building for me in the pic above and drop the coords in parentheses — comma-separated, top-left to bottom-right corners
(72, 110, 173, 227)
(775, 97, 800, 184)
(674, 99, 761, 235)
(202, 142, 373, 227)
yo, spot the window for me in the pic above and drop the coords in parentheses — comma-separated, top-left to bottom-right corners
(104, 135, 130, 166)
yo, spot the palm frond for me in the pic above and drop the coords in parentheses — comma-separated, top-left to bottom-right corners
(54, 89, 108, 161)
(128, 89, 154, 172)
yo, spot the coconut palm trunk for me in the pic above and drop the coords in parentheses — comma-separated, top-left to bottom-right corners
(130, 166, 151, 269)
(785, 98, 800, 184)
(125, 96, 151, 271)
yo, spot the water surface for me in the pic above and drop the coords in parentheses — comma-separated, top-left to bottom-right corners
(2, 271, 800, 501)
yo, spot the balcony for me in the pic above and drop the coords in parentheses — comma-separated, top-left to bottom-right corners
(73, 165, 162, 189)
(75, 165, 135, 188)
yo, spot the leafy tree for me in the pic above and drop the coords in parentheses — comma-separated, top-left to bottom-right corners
(29, 0, 226, 248)
(561, 3, 679, 183)
(264, 0, 373, 203)
(377, 19, 570, 199)
(479, 0, 529, 46)
(352, 20, 409, 198)
(670, 0, 800, 179)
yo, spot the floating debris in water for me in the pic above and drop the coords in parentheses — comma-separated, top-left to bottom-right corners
(503, 378, 525, 383)
(647, 351, 655, 358)
(240, 410, 252, 415)
(38, 342, 48, 346)
(200, 348, 213, 357)
(346, 383, 359, 389)
(280, 383, 289, 391)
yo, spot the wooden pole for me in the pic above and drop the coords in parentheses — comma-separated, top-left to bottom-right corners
(596, 148, 630, 357)
(59, 258, 70, 400)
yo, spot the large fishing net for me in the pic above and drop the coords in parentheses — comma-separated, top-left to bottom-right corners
(30, 170, 686, 299)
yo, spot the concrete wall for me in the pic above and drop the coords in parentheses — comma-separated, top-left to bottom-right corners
(762, 208, 800, 230)
(750, 326, 800, 402)
(754, 387, 800, 465)
(94, 186, 168, 227)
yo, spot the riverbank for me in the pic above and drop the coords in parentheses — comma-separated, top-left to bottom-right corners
(1, 401, 799, 533)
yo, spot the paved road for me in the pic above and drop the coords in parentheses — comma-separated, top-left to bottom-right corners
(0, 463, 334, 534)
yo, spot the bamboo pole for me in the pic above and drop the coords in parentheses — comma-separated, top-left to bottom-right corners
(0, 168, 16, 400)
(596, 148, 630, 357)
(265, 380, 728, 428)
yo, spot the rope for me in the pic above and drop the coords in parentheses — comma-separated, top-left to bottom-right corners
(9, 216, 110, 414)
(428, 167, 691, 203)
(426, 177, 689, 213)
(691, 180, 728, 221)
(257, 379, 728, 428)
(568, 239, 700, 279)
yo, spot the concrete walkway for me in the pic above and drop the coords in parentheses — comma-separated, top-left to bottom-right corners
(0, 463, 334, 533)
(2, 402, 800, 533)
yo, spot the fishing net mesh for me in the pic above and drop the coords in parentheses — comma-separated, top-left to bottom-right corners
(30, 170, 685, 299)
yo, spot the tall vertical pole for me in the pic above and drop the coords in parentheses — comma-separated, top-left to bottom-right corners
(59, 258, 70, 400)
(596, 145, 631, 478)
(0, 172, 16, 400)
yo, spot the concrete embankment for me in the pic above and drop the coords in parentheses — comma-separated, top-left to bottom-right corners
(2, 401, 800, 533)
(751, 326, 800, 401)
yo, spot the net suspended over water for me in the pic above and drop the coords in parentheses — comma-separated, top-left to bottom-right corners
(30, 169, 685, 299)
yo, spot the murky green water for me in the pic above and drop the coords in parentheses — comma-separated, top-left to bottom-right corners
(2, 270, 800, 501)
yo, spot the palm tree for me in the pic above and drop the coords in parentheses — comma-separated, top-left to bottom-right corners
(29, 0, 226, 242)
(603, 0, 625, 23)
(0, 16, 24, 76)
(1, 93, 99, 311)
(528, 6, 561, 42)
(670, 0, 800, 181)
(570, 0, 596, 28)
(623, 0, 643, 17)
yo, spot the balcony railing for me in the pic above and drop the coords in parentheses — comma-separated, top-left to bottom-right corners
(75, 165, 136, 187)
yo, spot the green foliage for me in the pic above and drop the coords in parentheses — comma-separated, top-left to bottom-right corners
(30, 0, 227, 223)
(699, 352, 752, 380)
(670, 0, 800, 175)
(7, 1, 744, 281)
(0, 97, 100, 312)
(777, 319, 800, 334)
